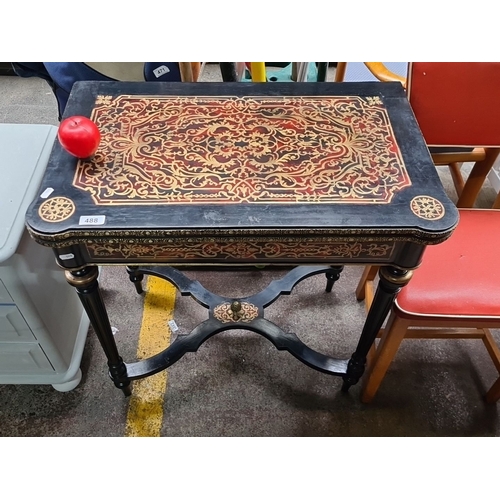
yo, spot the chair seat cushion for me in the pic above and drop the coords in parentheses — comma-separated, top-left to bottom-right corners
(395, 209, 500, 318)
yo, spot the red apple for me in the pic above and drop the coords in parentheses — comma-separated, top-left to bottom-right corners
(58, 116, 101, 158)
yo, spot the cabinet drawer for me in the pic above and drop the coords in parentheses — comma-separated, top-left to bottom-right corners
(0, 304, 36, 342)
(0, 280, 14, 304)
(0, 343, 54, 374)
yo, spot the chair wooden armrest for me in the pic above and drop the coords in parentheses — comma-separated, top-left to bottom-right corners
(364, 62, 407, 87)
(430, 148, 485, 165)
(334, 62, 407, 86)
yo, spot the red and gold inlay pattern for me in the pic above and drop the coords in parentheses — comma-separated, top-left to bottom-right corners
(74, 95, 410, 205)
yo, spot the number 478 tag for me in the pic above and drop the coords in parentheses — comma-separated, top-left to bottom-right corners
(79, 215, 106, 226)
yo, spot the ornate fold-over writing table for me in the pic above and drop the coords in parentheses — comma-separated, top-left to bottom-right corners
(25, 81, 458, 397)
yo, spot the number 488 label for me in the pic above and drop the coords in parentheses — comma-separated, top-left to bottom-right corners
(79, 215, 106, 226)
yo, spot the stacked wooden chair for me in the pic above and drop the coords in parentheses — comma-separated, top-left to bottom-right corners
(337, 63, 500, 403)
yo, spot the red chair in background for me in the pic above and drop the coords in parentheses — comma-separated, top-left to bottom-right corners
(358, 209, 500, 404)
(336, 63, 500, 403)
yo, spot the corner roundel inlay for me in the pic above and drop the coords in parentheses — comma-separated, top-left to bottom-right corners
(38, 197, 76, 222)
(410, 196, 445, 220)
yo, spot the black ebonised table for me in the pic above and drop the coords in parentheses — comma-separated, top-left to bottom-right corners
(25, 81, 458, 397)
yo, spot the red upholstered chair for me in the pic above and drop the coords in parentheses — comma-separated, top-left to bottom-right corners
(335, 62, 500, 208)
(358, 209, 500, 403)
(338, 63, 500, 403)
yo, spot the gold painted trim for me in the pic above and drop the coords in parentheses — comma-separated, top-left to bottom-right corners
(64, 267, 99, 287)
(26, 225, 456, 248)
(379, 267, 414, 286)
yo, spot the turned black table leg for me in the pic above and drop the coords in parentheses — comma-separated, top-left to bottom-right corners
(325, 265, 344, 292)
(127, 266, 144, 294)
(341, 265, 413, 392)
(66, 266, 131, 396)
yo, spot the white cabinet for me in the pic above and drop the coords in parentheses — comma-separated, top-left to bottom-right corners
(0, 124, 89, 391)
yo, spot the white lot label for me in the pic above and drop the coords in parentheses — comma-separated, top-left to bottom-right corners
(153, 65, 170, 78)
(79, 215, 106, 225)
(40, 187, 54, 198)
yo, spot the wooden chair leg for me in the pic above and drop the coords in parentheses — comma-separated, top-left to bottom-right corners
(179, 62, 194, 82)
(486, 377, 500, 404)
(457, 148, 500, 208)
(361, 312, 411, 403)
(492, 190, 500, 210)
(448, 162, 465, 197)
(481, 329, 500, 403)
(334, 62, 347, 82)
(355, 265, 379, 302)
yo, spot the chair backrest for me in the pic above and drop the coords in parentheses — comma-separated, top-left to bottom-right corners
(407, 63, 500, 148)
(338, 62, 500, 148)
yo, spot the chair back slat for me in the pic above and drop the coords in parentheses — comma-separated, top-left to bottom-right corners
(407, 62, 500, 147)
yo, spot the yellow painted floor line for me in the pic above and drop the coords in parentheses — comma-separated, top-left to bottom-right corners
(125, 276, 177, 437)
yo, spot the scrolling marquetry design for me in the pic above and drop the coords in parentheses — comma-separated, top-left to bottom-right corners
(410, 196, 445, 220)
(86, 239, 395, 261)
(38, 197, 76, 222)
(73, 95, 410, 205)
(213, 302, 259, 323)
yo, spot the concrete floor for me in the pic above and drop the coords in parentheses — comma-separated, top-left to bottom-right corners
(1, 64, 500, 437)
